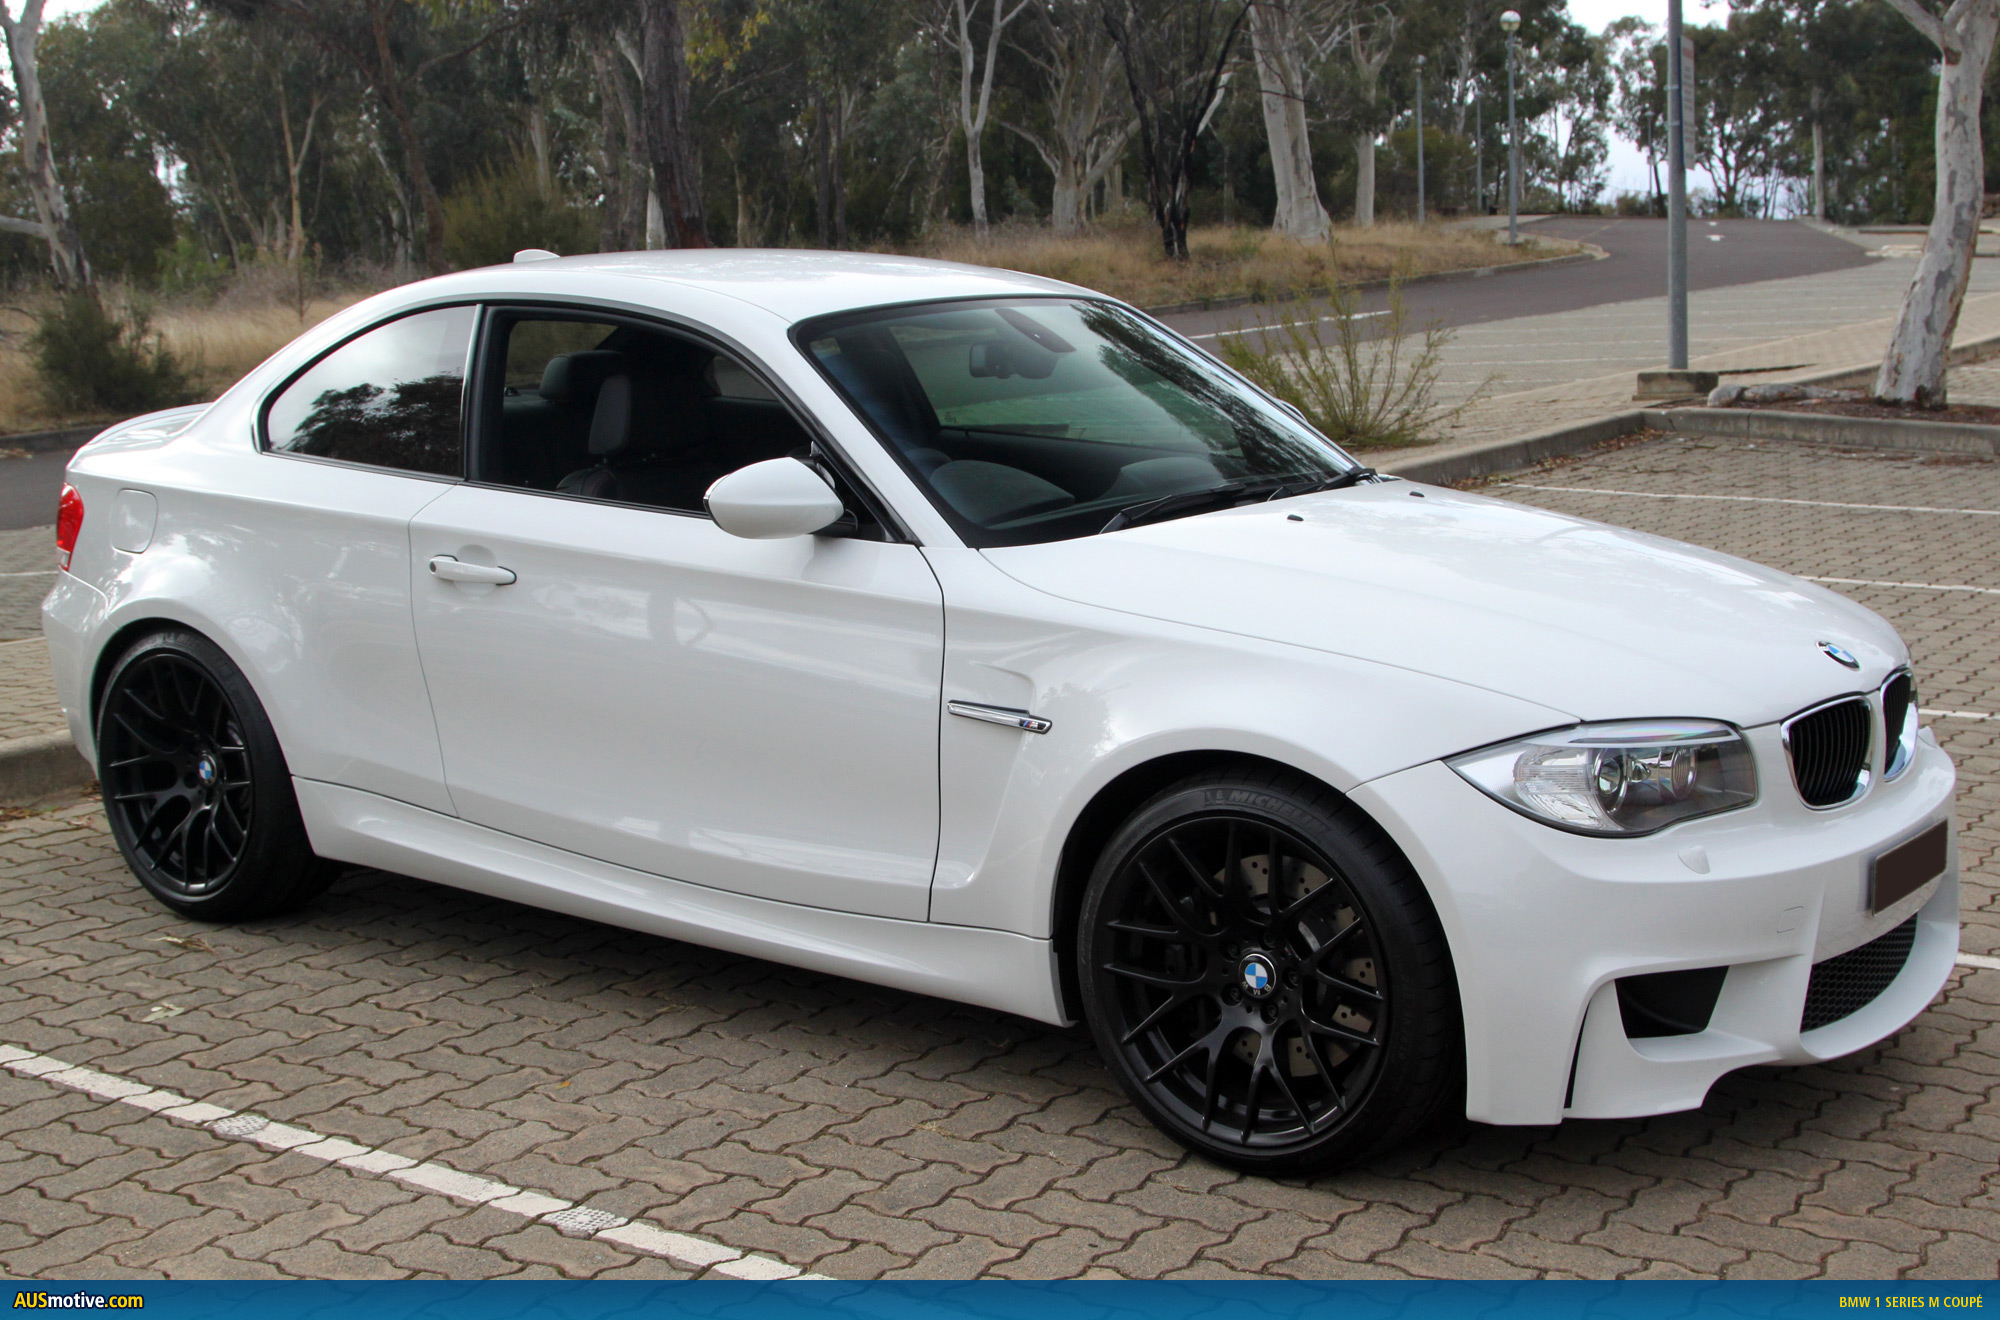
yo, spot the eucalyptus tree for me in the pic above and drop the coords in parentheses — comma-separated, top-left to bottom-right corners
(1002, 0, 1132, 234)
(948, 0, 1028, 236)
(1246, 0, 1337, 240)
(0, 0, 92, 285)
(1102, 0, 1249, 257)
(1873, 0, 2000, 404)
(209, 0, 553, 273)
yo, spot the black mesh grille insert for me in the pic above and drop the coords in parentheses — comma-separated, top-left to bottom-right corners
(1801, 916, 1917, 1032)
(1787, 698, 1872, 807)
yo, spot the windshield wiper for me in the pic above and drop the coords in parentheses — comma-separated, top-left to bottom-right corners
(1265, 467, 1379, 501)
(1100, 483, 1250, 534)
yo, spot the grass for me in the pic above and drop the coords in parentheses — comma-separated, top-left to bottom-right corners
(0, 281, 376, 435)
(0, 222, 1560, 434)
(921, 220, 1561, 308)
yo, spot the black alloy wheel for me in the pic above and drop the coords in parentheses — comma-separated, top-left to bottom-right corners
(98, 630, 334, 920)
(1080, 767, 1460, 1173)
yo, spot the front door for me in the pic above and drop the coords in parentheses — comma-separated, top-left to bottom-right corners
(407, 309, 944, 920)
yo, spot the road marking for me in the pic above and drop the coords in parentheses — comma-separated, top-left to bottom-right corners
(1959, 952, 2000, 971)
(1500, 483, 2000, 517)
(0, 1042, 827, 1281)
(1921, 708, 1994, 721)
(1185, 310, 1389, 343)
(1805, 575, 2000, 597)
(0, 570, 54, 578)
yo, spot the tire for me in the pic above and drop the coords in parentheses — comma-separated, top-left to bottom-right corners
(1078, 764, 1461, 1174)
(96, 629, 335, 921)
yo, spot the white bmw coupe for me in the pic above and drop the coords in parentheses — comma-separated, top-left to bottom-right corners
(44, 252, 1959, 1172)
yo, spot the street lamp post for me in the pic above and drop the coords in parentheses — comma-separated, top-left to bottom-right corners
(1666, 0, 1689, 369)
(1414, 54, 1426, 225)
(1501, 10, 1520, 245)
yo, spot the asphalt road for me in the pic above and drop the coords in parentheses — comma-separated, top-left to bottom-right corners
(1156, 216, 1878, 346)
(0, 447, 77, 532)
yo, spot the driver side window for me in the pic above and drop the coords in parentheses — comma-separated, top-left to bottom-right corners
(475, 310, 816, 517)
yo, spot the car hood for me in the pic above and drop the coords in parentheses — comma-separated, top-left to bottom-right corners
(983, 481, 1904, 728)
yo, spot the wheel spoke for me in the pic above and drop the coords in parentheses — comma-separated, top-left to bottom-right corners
(1102, 962, 1202, 992)
(1141, 1034, 1209, 1085)
(1298, 1029, 1348, 1113)
(1266, 1042, 1316, 1133)
(111, 710, 176, 757)
(1106, 916, 1184, 942)
(1239, 1055, 1264, 1143)
(1304, 1016, 1380, 1051)
(1162, 834, 1224, 908)
(1298, 917, 1366, 973)
(1119, 989, 1195, 1045)
(1133, 857, 1207, 939)
(1310, 968, 1384, 1002)
(1197, 1037, 1224, 1131)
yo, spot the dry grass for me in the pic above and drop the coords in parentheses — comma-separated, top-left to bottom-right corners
(921, 221, 1561, 308)
(0, 283, 377, 435)
(0, 221, 1560, 433)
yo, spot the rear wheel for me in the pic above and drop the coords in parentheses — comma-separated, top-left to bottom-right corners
(97, 630, 334, 920)
(1078, 765, 1460, 1173)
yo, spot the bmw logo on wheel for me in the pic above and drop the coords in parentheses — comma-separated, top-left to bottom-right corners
(1819, 641, 1861, 669)
(1240, 953, 1276, 999)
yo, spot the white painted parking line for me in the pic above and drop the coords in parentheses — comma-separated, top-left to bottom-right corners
(1959, 952, 2000, 971)
(1805, 575, 2000, 597)
(0, 570, 55, 578)
(0, 1042, 828, 1281)
(1922, 709, 1995, 721)
(1185, 310, 1389, 342)
(1500, 483, 2000, 517)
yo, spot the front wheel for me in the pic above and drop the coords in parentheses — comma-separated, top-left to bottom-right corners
(1078, 766, 1461, 1173)
(97, 629, 334, 921)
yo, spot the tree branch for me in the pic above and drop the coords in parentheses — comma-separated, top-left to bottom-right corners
(1883, 0, 1949, 52)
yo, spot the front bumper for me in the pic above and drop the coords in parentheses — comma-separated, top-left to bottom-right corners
(1350, 725, 1959, 1125)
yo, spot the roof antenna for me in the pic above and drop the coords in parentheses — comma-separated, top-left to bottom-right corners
(513, 249, 560, 263)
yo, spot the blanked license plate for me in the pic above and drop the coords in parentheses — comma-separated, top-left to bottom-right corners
(1870, 821, 1948, 914)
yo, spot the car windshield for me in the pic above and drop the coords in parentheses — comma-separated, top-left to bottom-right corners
(797, 298, 1360, 547)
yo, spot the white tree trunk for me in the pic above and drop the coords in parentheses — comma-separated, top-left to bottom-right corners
(1875, 0, 2000, 405)
(1353, 134, 1376, 227)
(956, 0, 1021, 239)
(1249, 1, 1330, 243)
(1051, 162, 1085, 235)
(0, 0, 89, 287)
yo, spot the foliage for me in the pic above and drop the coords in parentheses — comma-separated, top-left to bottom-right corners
(441, 156, 599, 269)
(1217, 279, 1469, 450)
(29, 292, 193, 415)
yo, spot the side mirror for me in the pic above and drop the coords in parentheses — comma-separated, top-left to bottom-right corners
(704, 457, 847, 539)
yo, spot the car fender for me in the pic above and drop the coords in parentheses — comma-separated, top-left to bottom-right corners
(920, 546, 1574, 939)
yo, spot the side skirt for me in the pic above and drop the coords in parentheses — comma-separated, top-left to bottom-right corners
(293, 779, 1069, 1026)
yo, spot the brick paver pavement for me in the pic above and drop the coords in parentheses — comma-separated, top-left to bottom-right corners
(0, 640, 64, 744)
(0, 434, 1993, 1281)
(0, 527, 55, 645)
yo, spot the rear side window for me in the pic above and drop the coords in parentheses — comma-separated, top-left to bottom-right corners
(264, 306, 476, 476)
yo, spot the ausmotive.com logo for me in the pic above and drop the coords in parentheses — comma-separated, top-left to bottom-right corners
(11, 1294, 143, 1311)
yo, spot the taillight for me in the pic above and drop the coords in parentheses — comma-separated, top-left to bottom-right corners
(55, 484, 83, 572)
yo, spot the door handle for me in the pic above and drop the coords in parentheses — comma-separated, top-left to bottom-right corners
(428, 555, 516, 586)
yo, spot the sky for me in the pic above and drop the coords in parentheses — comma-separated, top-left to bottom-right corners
(36, 0, 1732, 208)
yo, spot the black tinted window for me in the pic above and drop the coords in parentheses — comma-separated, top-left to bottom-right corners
(265, 306, 475, 476)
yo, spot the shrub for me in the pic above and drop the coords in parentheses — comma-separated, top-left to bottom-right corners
(30, 291, 194, 415)
(443, 157, 598, 270)
(1217, 275, 1473, 450)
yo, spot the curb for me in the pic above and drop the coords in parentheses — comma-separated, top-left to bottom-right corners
(0, 732, 93, 806)
(1380, 411, 1647, 485)
(1655, 406, 2000, 458)
(1139, 244, 1604, 317)
(0, 423, 109, 455)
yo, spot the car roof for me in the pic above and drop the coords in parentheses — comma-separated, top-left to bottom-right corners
(421, 249, 1099, 326)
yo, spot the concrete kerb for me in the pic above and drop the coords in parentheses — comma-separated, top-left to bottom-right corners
(0, 732, 92, 807)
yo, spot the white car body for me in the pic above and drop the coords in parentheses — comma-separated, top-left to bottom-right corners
(43, 252, 1958, 1127)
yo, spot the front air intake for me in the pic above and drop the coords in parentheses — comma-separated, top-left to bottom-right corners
(1784, 697, 1872, 808)
(1801, 916, 1918, 1032)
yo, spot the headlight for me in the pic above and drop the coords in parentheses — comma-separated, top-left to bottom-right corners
(1448, 719, 1758, 836)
